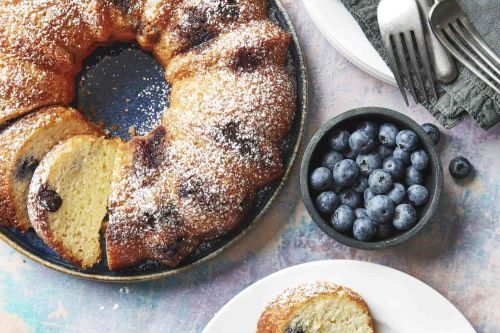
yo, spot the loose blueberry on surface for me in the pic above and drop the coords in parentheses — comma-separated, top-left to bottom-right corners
(407, 184, 429, 206)
(366, 195, 395, 224)
(351, 176, 368, 193)
(349, 129, 376, 153)
(387, 183, 406, 205)
(310, 167, 333, 191)
(368, 169, 394, 194)
(393, 204, 417, 231)
(355, 208, 369, 219)
(356, 153, 382, 176)
(39, 187, 63, 212)
(375, 223, 396, 239)
(378, 123, 399, 147)
(339, 188, 362, 208)
(321, 151, 344, 171)
(383, 156, 405, 180)
(357, 121, 379, 138)
(333, 159, 360, 187)
(411, 149, 429, 171)
(396, 130, 418, 152)
(393, 147, 411, 165)
(376, 145, 394, 159)
(364, 187, 376, 203)
(331, 205, 356, 233)
(421, 123, 440, 144)
(315, 191, 339, 215)
(406, 166, 423, 186)
(449, 157, 472, 179)
(329, 130, 350, 152)
(353, 218, 376, 241)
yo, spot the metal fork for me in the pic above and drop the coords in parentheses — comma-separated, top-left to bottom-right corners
(429, 0, 500, 95)
(378, 0, 438, 106)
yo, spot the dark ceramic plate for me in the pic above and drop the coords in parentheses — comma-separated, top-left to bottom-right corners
(300, 107, 443, 250)
(0, 0, 307, 281)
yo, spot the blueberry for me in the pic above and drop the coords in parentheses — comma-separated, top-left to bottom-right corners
(353, 218, 376, 241)
(393, 204, 417, 231)
(355, 208, 369, 219)
(383, 157, 405, 180)
(310, 167, 333, 191)
(329, 130, 350, 152)
(364, 188, 376, 203)
(375, 223, 396, 239)
(378, 123, 399, 147)
(411, 149, 429, 171)
(449, 157, 472, 179)
(366, 195, 395, 224)
(357, 121, 379, 138)
(349, 129, 376, 153)
(356, 153, 382, 176)
(339, 188, 362, 208)
(331, 205, 355, 233)
(315, 191, 339, 215)
(407, 185, 429, 206)
(393, 147, 411, 165)
(344, 149, 358, 160)
(387, 183, 406, 205)
(333, 159, 360, 187)
(321, 151, 344, 171)
(396, 130, 418, 152)
(368, 169, 393, 194)
(421, 123, 440, 144)
(39, 187, 63, 212)
(376, 145, 394, 159)
(406, 166, 423, 186)
(351, 176, 368, 193)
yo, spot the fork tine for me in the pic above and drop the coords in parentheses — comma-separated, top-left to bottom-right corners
(384, 35, 409, 106)
(404, 31, 428, 102)
(413, 29, 438, 101)
(394, 33, 418, 103)
(458, 17, 500, 67)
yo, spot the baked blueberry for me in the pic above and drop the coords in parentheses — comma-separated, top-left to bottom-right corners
(39, 187, 63, 212)
(449, 157, 472, 179)
(321, 151, 344, 171)
(407, 184, 429, 206)
(421, 123, 440, 144)
(315, 191, 339, 215)
(396, 130, 418, 152)
(383, 156, 405, 180)
(411, 149, 429, 171)
(349, 129, 376, 153)
(368, 169, 393, 194)
(333, 159, 360, 187)
(351, 176, 368, 193)
(378, 123, 398, 147)
(339, 188, 362, 208)
(393, 204, 417, 231)
(357, 121, 379, 138)
(353, 218, 376, 241)
(331, 205, 356, 233)
(310, 167, 333, 191)
(376, 145, 394, 159)
(387, 183, 406, 205)
(364, 187, 376, 203)
(356, 153, 382, 176)
(375, 223, 396, 239)
(329, 130, 350, 152)
(354, 208, 369, 219)
(393, 147, 411, 165)
(366, 195, 395, 224)
(406, 166, 423, 186)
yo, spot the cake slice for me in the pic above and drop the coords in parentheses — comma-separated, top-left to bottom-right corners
(257, 282, 375, 333)
(27, 135, 120, 268)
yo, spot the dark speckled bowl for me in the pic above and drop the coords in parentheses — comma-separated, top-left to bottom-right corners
(300, 107, 443, 250)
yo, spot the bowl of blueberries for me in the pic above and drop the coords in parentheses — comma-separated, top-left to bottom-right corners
(300, 107, 444, 249)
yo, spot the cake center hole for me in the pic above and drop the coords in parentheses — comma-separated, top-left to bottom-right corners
(74, 43, 170, 140)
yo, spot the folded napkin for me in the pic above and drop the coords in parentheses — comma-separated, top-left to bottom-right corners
(341, 0, 500, 129)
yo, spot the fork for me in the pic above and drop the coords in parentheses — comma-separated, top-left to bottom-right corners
(429, 0, 500, 95)
(378, 0, 437, 106)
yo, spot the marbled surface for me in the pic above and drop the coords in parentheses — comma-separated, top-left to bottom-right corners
(1, 1, 499, 332)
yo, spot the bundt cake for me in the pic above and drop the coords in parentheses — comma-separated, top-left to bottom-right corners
(0, 107, 102, 232)
(257, 282, 375, 333)
(1, 0, 296, 270)
(28, 135, 120, 268)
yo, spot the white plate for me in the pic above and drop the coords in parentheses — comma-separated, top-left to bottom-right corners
(203, 260, 476, 333)
(302, 0, 396, 86)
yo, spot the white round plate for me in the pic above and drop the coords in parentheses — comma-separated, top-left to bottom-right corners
(203, 260, 476, 333)
(302, 0, 396, 86)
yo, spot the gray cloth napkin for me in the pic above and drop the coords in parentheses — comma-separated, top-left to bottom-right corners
(341, 0, 500, 129)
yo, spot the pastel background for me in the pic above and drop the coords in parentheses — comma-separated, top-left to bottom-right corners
(1, 1, 499, 332)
